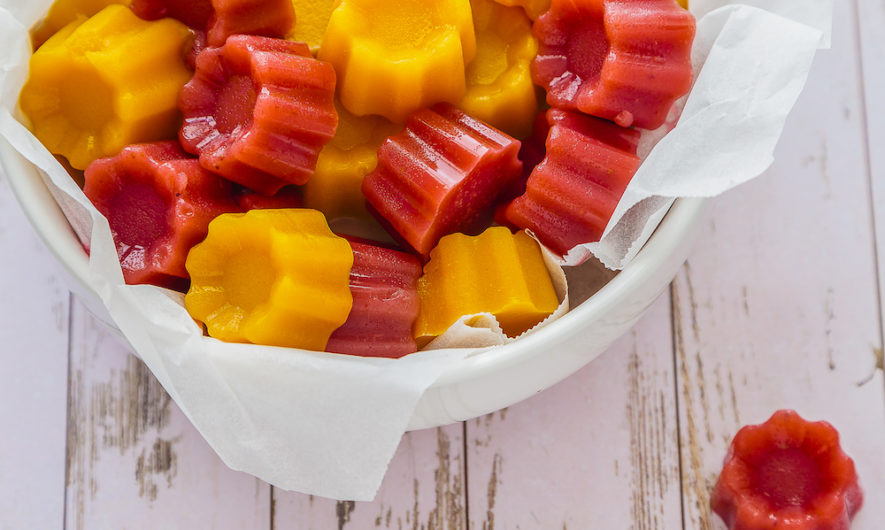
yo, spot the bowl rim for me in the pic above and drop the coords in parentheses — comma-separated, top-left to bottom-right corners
(0, 136, 706, 388)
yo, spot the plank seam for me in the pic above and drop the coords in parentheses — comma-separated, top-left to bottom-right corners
(668, 284, 687, 530)
(62, 292, 74, 530)
(462, 421, 469, 529)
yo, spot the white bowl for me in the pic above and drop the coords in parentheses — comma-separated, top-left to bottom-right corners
(0, 136, 706, 430)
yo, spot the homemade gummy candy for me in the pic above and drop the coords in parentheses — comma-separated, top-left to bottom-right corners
(459, 0, 539, 139)
(31, 0, 126, 48)
(493, 0, 551, 19)
(414, 227, 559, 345)
(362, 103, 523, 257)
(179, 35, 338, 196)
(303, 103, 401, 221)
(325, 237, 422, 358)
(532, 0, 695, 129)
(185, 209, 354, 350)
(711, 410, 863, 530)
(130, 0, 214, 29)
(288, 0, 337, 53)
(207, 0, 295, 47)
(319, 0, 477, 123)
(234, 185, 303, 211)
(83, 142, 239, 290)
(503, 109, 640, 256)
(20, 5, 192, 170)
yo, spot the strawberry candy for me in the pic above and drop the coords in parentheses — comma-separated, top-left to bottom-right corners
(84, 142, 239, 290)
(130, 0, 214, 29)
(532, 0, 694, 129)
(503, 108, 640, 256)
(325, 237, 422, 358)
(363, 103, 523, 257)
(234, 185, 303, 211)
(712, 410, 863, 530)
(179, 35, 338, 196)
(207, 0, 295, 47)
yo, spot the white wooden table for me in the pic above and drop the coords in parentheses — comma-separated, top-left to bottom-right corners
(2, 1, 884, 528)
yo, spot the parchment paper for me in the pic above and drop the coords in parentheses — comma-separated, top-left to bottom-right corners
(0, 0, 831, 501)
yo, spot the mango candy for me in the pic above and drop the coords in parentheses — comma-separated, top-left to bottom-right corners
(492, 0, 550, 19)
(185, 209, 354, 350)
(83, 142, 240, 290)
(287, 0, 337, 54)
(414, 227, 559, 345)
(459, 0, 538, 139)
(179, 35, 338, 196)
(303, 103, 400, 221)
(20, 5, 192, 170)
(31, 0, 126, 49)
(320, 0, 476, 123)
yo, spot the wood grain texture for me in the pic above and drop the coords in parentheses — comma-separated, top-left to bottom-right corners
(65, 299, 271, 530)
(673, 2, 885, 528)
(464, 297, 682, 530)
(273, 424, 466, 530)
(0, 168, 70, 530)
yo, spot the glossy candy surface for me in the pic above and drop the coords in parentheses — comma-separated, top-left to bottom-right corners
(532, 0, 695, 129)
(185, 209, 354, 350)
(320, 0, 477, 122)
(20, 5, 192, 169)
(130, 0, 214, 28)
(207, 0, 295, 47)
(414, 227, 559, 345)
(31, 0, 126, 48)
(83, 142, 239, 290)
(234, 186, 303, 211)
(492, 0, 551, 19)
(711, 410, 863, 530)
(179, 35, 338, 196)
(288, 0, 337, 53)
(503, 109, 640, 255)
(363, 104, 522, 257)
(326, 238, 422, 358)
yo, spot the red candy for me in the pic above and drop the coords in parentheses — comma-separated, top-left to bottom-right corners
(503, 108, 640, 255)
(363, 103, 523, 257)
(234, 185, 303, 211)
(131, 0, 214, 29)
(532, 0, 695, 129)
(712, 410, 863, 530)
(83, 142, 239, 290)
(180, 36, 338, 196)
(207, 0, 295, 47)
(325, 237, 422, 358)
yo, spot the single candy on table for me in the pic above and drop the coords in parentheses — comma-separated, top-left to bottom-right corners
(287, 0, 337, 54)
(179, 35, 338, 196)
(503, 108, 640, 256)
(325, 237, 423, 358)
(711, 410, 863, 530)
(83, 142, 240, 290)
(532, 0, 695, 129)
(130, 0, 214, 29)
(304, 103, 401, 222)
(207, 0, 295, 47)
(414, 227, 559, 346)
(30, 0, 126, 48)
(185, 209, 354, 350)
(20, 5, 192, 170)
(319, 0, 476, 123)
(362, 103, 523, 257)
(459, 0, 539, 139)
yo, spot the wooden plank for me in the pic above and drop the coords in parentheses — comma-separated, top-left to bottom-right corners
(464, 296, 682, 529)
(0, 168, 70, 530)
(673, 1, 885, 528)
(65, 299, 271, 530)
(273, 423, 466, 529)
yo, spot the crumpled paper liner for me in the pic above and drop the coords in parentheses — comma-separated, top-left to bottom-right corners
(0, 0, 831, 501)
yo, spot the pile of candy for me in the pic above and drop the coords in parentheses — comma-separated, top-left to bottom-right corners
(20, 0, 695, 356)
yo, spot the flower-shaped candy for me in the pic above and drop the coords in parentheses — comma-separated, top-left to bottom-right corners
(712, 410, 863, 530)
(83, 142, 239, 290)
(532, 0, 695, 129)
(179, 35, 338, 196)
(319, 0, 476, 122)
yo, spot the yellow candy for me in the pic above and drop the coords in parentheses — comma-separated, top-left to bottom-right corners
(304, 103, 400, 221)
(678, 0, 688, 8)
(185, 210, 354, 350)
(415, 227, 559, 344)
(19, 5, 192, 170)
(492, 0, 550, 20)
(288, 0, 337, 54)
(31, 0, 126, 48)
(319, 0, 477, 122)
(460, 0, 538, 138)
